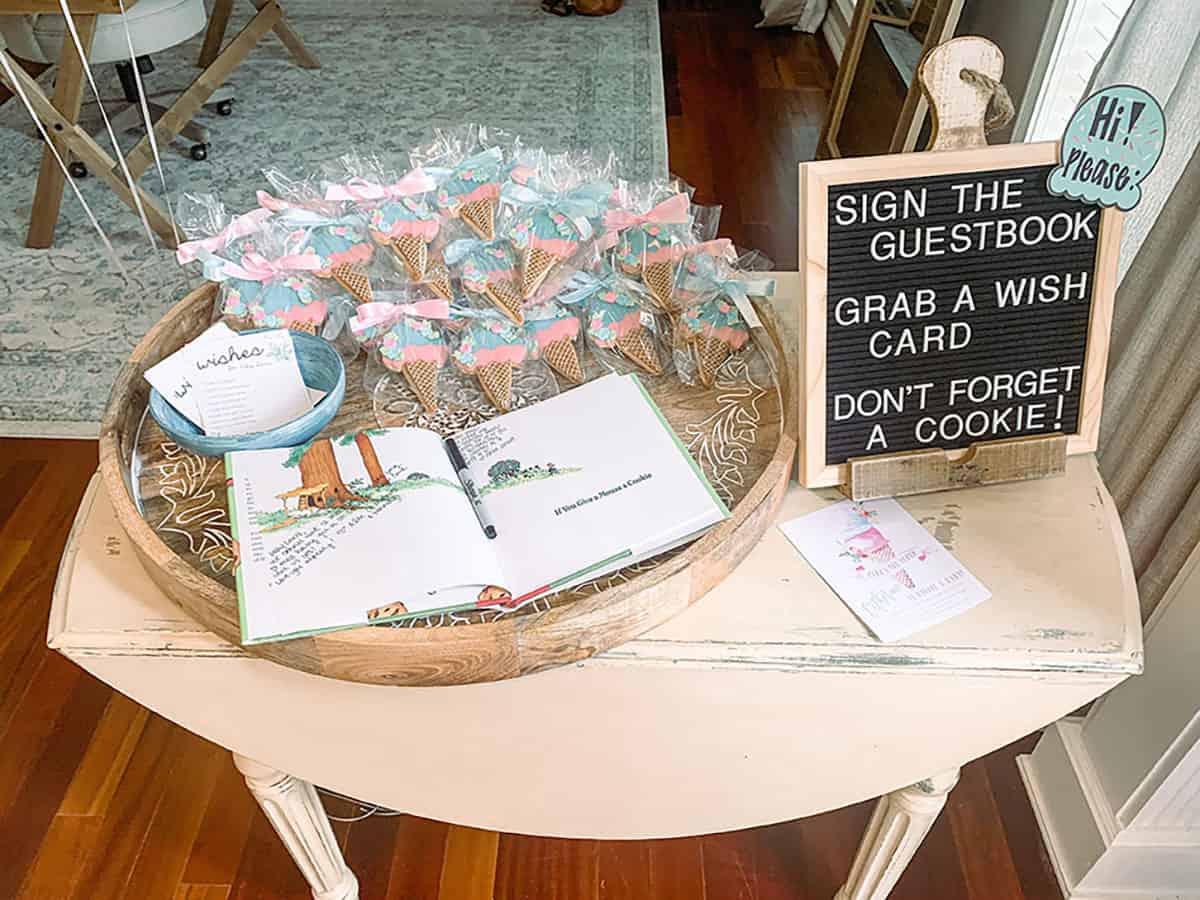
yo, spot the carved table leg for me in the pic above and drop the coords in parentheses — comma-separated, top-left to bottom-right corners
(233, 754, 359, 900)
(834, 769, 960, 900)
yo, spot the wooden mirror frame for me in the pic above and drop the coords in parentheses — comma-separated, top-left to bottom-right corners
(818, 0, 967, 160)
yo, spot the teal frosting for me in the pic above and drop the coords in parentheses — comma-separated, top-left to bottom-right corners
(435, 148, 504, 207)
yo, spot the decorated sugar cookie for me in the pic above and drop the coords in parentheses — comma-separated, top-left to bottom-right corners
(505, 181, 610, 299)
(679, 296, 750, 387)
(451, 316, 529, 412)
(379, 316, 448, 413)
(258, 191, 376, 303)
(446, 238, 523, 324)
(525, 301, 583, 383)
(222, 274, 327, 334)
(435, 147, 506, 240)
(609, 192, 692, 311)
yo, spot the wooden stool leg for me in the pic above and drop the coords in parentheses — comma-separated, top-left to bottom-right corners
(833, 769, 960, 900)
(251, 0, 321, 69)
(233, 754, 359, 900)
(25, 15, 97, 249)
(199, 0, 236, 68)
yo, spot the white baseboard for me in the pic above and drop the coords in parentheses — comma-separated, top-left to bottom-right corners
(1021, 721, 1200, 899)
(820, 0, 854, 62)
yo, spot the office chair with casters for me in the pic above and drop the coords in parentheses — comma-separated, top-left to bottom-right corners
(0, 0, 234, 171)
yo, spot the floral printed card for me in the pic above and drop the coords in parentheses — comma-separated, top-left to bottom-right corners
(778, 499, 990, 642)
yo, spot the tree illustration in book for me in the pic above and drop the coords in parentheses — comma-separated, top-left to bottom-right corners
(257, 431, 461, 532)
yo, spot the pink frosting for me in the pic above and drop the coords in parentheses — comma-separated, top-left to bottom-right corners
(372, 218, 440, 242)
(527, 235, 577, 257)
(611, 309, 643, 339)
(457, 183, 500, 206)
(696, 323, 751, 350)
(317, 242, 373, 274)
(534, 317, 579, 348)
(281, 301, 329, 326)
(642, 245, 679, 265)
(473, 345, 528, 367)
(400, 344, 448, 365)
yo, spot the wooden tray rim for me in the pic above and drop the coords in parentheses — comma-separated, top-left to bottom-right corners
(98, 283, 796, 686)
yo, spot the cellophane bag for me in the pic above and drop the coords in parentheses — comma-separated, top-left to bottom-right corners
(323, 153, 452, 300)
(500, 148, 617, 303)
(176, 201, 328, 335)
(349, 291, 455, 416)
(672, 246, 778, 388)
(412, 123, 521, 243)
(260, 166, 378, 304)
(556, 258, 670, 378)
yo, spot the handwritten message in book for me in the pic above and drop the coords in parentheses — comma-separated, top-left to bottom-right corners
(227, 374, 729, 644)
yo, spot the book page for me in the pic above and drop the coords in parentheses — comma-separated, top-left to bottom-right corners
(454, 375, 728, 601)
(228, 428, 505, 643)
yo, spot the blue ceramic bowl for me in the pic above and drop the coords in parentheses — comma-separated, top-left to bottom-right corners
(148, 329, 345, 457)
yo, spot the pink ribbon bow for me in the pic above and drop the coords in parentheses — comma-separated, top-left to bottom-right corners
(667, 237, 736, 263)
(324, 170, 437, 205)
(601, 192, 690, 234)
(175, 207, 273, 264)
(350, 299, 451, 337)
(220, 251, 323, 282)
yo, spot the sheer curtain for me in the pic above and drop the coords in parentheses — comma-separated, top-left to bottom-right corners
(1091, 0, 1200, 619)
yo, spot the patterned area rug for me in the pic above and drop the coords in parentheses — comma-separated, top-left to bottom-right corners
(0, 0, 667, 436)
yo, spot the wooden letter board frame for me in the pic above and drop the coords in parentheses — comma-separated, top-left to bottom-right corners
(797, 141, 1123, 490)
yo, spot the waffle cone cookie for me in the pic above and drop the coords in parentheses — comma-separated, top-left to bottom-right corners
(460, 199, 496, 241)
(694, 337, 732, 388)
(616, 326, 663, 376)
(330, 263, 373, 303)
(543, 337, 584, 384)
(642, 261, 676, 311)
(402, 359, 440, 413)
(393, 234, 430, 280)
(485, 280, 525, 325)
(477, 361, 513, 412)
(424, 265, 454, 301)
(521, 246, 559, 299)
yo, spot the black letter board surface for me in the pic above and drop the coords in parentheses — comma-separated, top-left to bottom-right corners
(799, 144, 1120, 488)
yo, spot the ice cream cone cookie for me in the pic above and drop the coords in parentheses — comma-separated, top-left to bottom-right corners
(584, 284, 663, 376)
(366, 196, 440, 280)
(379, 316, 448, 413)
(526, 302, 583, 383)
(420, 263, 454, 301)
(435, 148, 505, 241)
(679, 296, 752, 387)
(451, 317, 529, 412)
(511, 209, 585, 299)
(615, 226, 683, 311)
(504, 180, 611, 300)
(449, 239, 524, 324)
(225, 275, 328, 333)
(329, 263, 373, 303)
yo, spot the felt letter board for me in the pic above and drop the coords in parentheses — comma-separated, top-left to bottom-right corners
(798, 143, 1121, 488)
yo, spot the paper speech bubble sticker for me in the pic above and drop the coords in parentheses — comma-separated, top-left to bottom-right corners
(1047, 84, 1165, 211)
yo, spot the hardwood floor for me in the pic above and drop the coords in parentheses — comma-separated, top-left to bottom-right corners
(0, 3, 1063, 897)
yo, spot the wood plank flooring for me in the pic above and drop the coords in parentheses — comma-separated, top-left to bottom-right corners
(1, 3, 1064, 897)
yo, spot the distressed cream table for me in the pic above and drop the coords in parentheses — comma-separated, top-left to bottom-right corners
(50, 441, 1141, 899)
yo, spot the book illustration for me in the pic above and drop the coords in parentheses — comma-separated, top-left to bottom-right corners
(253, 430, 461, 534)
(479, 457, 580, 496)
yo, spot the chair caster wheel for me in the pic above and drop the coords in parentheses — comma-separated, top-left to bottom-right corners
(216, 99, 234, 116)
(190, 143, 209, 161)
(68, 161, 88, 178)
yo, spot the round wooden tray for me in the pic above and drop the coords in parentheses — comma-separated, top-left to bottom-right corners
(99, 283, 795, 686)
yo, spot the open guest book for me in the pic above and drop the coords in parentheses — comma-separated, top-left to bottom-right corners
(226, 374, 730, 643)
